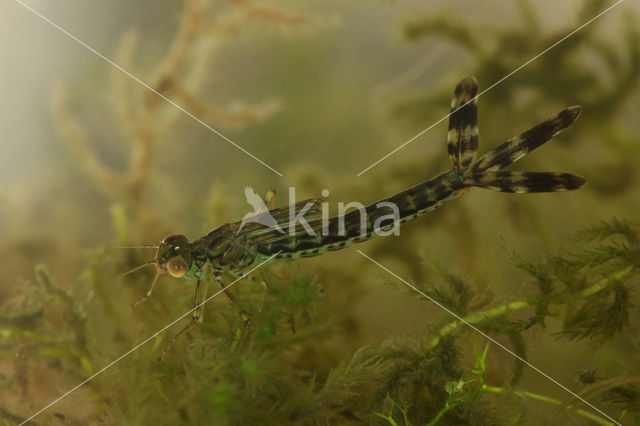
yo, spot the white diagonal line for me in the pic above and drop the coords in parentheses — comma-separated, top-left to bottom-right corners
(19, 252, 281, 426)
(357, 250, 619, 425)
(12, 0, 284, 177)
(356, 0, 625, 176)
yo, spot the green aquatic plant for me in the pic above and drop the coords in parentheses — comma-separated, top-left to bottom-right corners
(2, 1, 639, 425)
(51, 0, 334, 241)
(397, 0, 640, 123)
(365, 218, 639, 424)
(1, 219, 638, 424)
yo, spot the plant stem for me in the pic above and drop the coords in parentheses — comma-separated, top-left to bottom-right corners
(428, 265, 634, 349)
(426, 401, 456, 426)
(484, 386, 614, 426)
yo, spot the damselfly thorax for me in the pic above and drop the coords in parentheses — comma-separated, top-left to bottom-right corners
(130, 76, 585, 360)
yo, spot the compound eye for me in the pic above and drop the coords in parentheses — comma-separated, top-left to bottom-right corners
(166, 256, 188, 278)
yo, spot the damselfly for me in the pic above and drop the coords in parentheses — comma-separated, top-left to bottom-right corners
(130, 77, 585, 359)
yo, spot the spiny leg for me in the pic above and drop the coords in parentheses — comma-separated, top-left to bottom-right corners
(131, 272, 160, 311)
(158, 278, 204, 362)
(448, 76, 479, 170)
(215, 272, 251, 352)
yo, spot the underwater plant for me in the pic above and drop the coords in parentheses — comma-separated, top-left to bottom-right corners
(1, 1, 639, 425)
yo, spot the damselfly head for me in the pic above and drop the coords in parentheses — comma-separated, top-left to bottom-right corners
(154, 234, 193, 278)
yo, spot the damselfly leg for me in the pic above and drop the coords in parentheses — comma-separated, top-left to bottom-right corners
(215, 271, 252, 352)
(158, 278, 207, 362)
(131, 272, 160, 311)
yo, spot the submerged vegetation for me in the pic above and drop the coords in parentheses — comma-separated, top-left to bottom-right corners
(1, 0, 639, 425)
(2, 218, 639, 424)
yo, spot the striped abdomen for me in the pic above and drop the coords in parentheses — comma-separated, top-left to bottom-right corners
(257, 170, 467, 261)
(247, 76, 585, 264)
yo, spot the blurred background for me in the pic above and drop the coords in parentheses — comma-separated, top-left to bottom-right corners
(1, 0, 639, 424)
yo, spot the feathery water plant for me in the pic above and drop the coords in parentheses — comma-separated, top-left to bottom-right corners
(2, 219, 637, 424)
